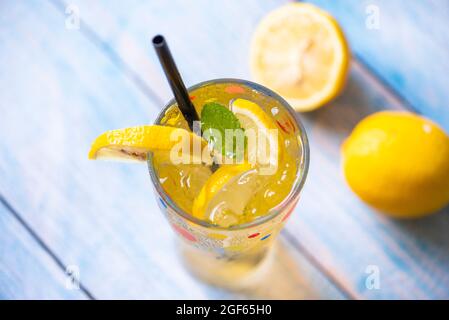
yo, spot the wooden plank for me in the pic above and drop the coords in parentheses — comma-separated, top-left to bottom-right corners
(63, 0, 449, 298)
(305, 0, 449, 132)
(0, 0, 342, 299)
(0, 201, 87, 300)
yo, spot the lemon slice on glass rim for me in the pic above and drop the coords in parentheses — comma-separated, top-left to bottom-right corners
(88, 125, 211, 164)
(250, 3, 350, 112)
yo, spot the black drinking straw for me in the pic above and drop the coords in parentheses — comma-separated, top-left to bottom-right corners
(152, 35, 200, 131)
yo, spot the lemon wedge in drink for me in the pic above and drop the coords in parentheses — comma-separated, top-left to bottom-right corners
(192, 162, 255, 226)
(231, 98, 283, 174)
(250, 3, 350, 112)
(88, 125, 210, 164)
(231, 99, 278, 132)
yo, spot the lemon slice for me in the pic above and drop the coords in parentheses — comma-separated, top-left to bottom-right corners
(231, 98, 283, 174)
(192, 163, 254, 224)
(88, 125, 210, 163)
(250, 3, 350, 112)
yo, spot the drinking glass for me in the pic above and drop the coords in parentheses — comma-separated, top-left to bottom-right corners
(148, 79, 309, 288)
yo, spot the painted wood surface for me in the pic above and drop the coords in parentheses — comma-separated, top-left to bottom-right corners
(307, 0, 449, 132)
(0, 0, 448, 299)
(0, 201, 87, 299)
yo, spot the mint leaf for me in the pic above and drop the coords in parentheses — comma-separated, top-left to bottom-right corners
(201, 102, 245, 159)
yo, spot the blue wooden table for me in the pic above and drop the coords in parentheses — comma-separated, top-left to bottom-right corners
(1, 0, 448, 299)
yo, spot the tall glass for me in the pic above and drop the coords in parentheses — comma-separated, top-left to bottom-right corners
(148, 79, 309, 288)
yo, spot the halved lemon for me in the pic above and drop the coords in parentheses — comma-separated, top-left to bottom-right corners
(250, 3, 350, 112)
(88, 125, 210, 164)
(231, 98, 283, 173)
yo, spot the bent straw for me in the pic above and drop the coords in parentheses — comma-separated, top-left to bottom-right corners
(152, 35, 200, 131)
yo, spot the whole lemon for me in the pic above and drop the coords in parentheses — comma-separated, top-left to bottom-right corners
(342, 111, 449, 218)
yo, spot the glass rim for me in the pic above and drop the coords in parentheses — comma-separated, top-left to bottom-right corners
(147, 78, 310, 231)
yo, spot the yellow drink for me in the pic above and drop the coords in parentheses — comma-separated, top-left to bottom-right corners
(148, 79, 309, 287)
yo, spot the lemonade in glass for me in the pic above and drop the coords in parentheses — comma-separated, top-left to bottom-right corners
(147, 79, 309, 286)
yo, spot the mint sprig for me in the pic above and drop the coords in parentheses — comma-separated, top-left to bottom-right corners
(201, 102, 245, 159)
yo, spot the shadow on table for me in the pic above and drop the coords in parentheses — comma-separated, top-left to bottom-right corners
(299, 63, 396, 146)
(219, 239, 341, 300)
(389, 207, 449, 257)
